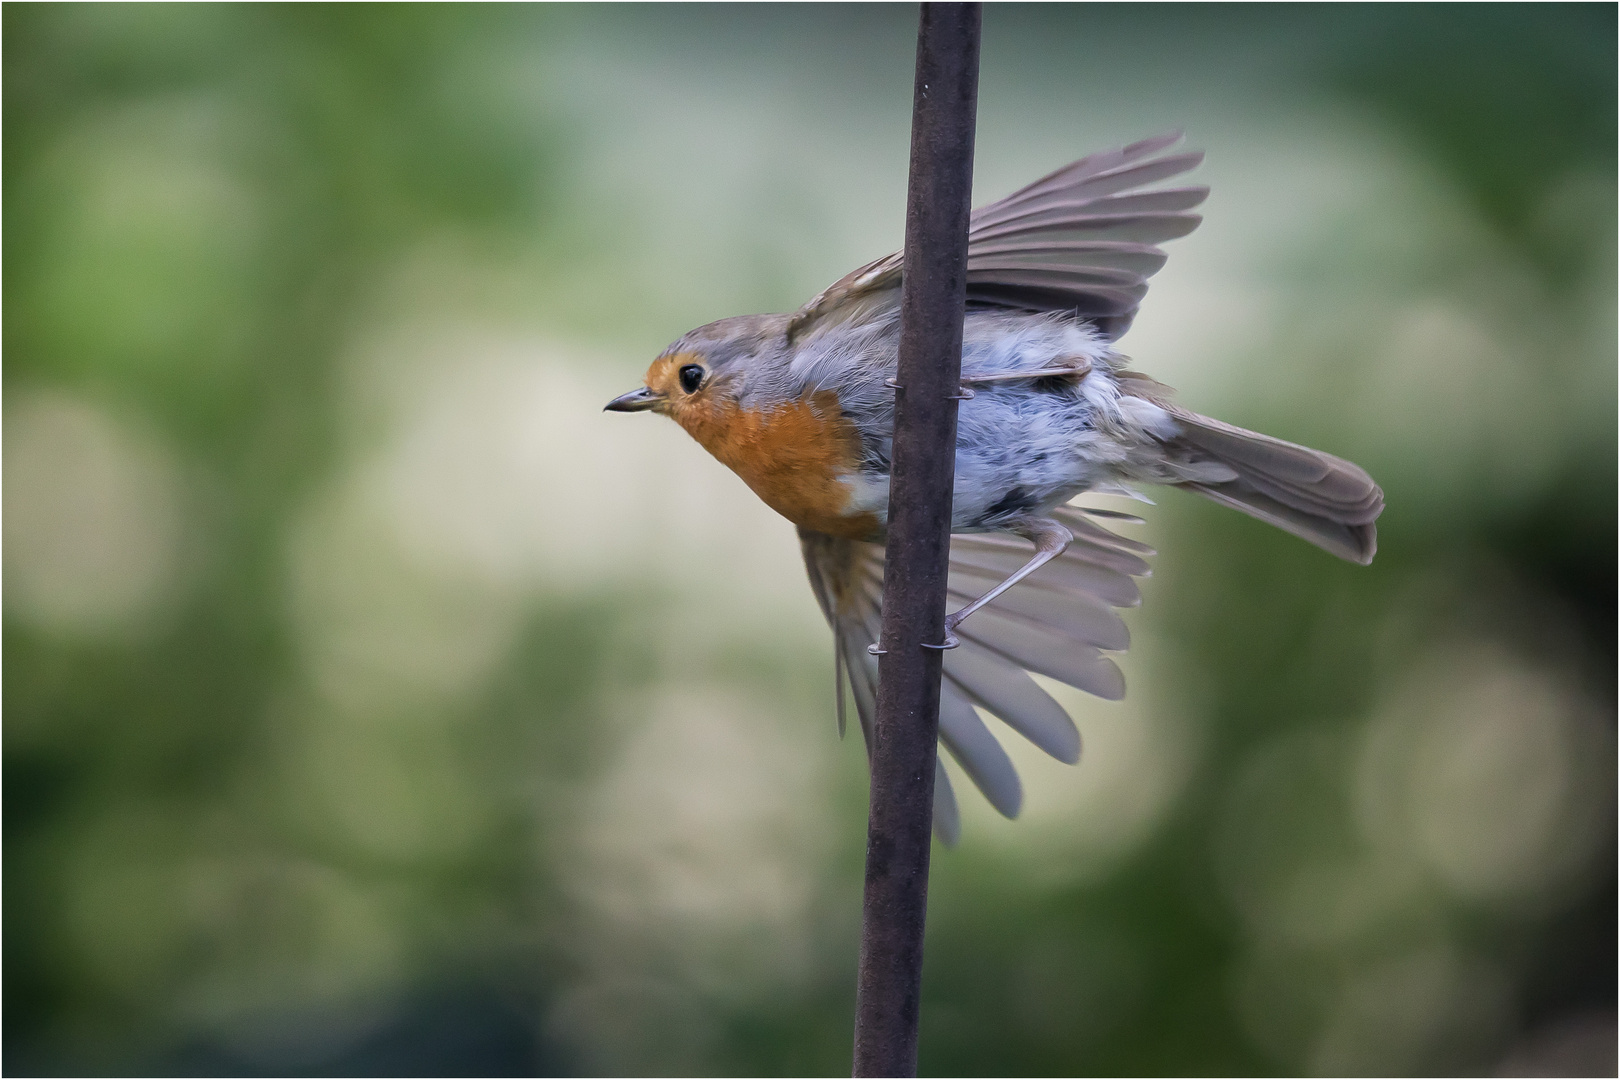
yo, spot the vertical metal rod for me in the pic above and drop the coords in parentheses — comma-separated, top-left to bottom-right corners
(852, 4, 980, 1077)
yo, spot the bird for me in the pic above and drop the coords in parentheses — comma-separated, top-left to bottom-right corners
(605, 133, 1383, 843)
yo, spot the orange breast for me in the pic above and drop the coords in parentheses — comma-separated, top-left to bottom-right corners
(676, 390, 879, 540)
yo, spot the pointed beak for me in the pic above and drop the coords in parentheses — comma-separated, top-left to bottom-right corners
(604, 386, 662, 413)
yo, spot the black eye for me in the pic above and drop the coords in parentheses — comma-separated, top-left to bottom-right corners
(678, 364, 705, 393)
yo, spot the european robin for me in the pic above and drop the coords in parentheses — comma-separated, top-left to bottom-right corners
(606, 134, 1382, 842)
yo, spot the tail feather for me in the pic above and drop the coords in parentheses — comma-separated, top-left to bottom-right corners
(1167, 408, 1384, 564)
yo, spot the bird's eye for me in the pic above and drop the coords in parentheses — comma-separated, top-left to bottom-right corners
(678, 364, 705, 393)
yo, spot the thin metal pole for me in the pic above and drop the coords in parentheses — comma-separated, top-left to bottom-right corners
(852, 4, 980, 1076)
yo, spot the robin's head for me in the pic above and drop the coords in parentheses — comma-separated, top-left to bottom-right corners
(604, 313, 870, 537)
(603, 314, 787, 424)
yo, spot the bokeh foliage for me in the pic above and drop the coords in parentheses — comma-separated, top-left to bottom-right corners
(5, 4, 1614, 1076)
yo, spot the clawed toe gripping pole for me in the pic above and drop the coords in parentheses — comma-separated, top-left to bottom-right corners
(885, 376, 976, 401)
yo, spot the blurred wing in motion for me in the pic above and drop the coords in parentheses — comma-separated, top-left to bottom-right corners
(787, 133, 1206, 344)
(799, 504, 1150, 844)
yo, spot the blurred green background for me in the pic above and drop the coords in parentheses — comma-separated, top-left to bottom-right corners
(5, 3, 1614, 1076)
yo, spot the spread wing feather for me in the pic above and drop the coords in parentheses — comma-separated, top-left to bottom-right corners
(946, 576, 1130, 651)
(971, 138, 1198, 224)
(788, 133, 1206, 343)
(938, 684, 1022, 819)
(798, 505, 1148, 841)
(947, 549, 1141, 608)
(974, 185, 1209, 229)
(951, 607, 1127, 702)
(967, 240, 1168, 276)
(971, 211, 1203, 247)
(941, 643, 1082, 764)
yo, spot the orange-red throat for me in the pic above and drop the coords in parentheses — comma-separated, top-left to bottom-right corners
(639, 353, 879, 540)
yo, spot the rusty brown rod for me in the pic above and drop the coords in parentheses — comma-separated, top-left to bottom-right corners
(851, 4, 981, 1077)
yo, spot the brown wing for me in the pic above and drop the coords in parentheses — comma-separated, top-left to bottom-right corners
(786, 133, 1206, 344)
(799, 504, 1151, 844)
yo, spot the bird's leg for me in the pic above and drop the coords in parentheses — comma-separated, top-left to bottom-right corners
(958, 355, 1092, 388)
(939, 516, 1073, 645)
